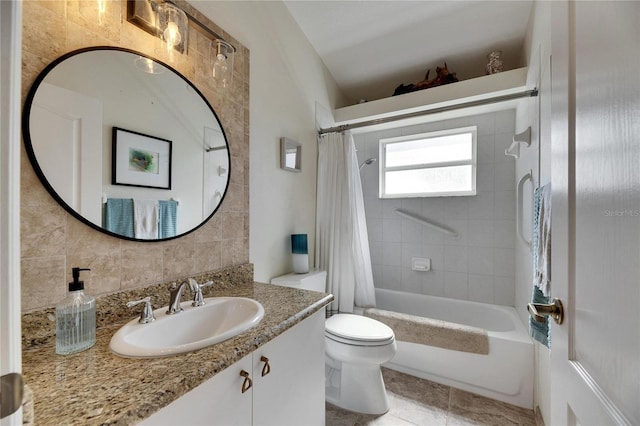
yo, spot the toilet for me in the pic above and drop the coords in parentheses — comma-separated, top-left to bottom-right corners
(270, 270, 396, 415)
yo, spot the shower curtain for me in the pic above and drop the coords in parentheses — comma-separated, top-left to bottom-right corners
(316, 131, 376, 313)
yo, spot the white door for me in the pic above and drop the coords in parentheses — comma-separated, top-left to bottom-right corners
(31, 83, 103, 226)
(0, 1, 22, 424)
(550, 1, 639, 424)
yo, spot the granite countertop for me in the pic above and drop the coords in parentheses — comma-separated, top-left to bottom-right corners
(22, 281, 332, 425)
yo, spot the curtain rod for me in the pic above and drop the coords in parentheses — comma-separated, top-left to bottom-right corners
(318, 88, 538, 135)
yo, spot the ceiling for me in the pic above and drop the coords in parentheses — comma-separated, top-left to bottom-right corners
(283, 1, 534, 105)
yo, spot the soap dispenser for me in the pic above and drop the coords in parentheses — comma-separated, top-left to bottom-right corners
(55, 267, 96, 355)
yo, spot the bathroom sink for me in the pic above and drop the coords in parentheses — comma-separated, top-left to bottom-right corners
(109, 297, 264, 358)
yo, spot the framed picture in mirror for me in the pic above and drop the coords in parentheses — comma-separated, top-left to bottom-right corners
(112, 127, 172, 189)
(280, 137, 301, 172)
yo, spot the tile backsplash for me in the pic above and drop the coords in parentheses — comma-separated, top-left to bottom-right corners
(355, 111, 517, 306)
(21, 0, 250, 311)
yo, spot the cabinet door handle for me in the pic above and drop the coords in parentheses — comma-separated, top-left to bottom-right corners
(260, 356, 271, 377)
(240, 370, 252, 394)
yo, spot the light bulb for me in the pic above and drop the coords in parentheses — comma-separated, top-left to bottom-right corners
(163, 21, 181, 46)
(213, 54, 228, 80)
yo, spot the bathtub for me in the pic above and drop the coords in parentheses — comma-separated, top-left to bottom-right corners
(369, 288, 534, 409)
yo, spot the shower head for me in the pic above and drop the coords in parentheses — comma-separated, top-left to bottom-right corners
(359, 158, 377, 170)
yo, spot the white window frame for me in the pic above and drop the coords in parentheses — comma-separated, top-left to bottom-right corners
(379, 126, 477, 198)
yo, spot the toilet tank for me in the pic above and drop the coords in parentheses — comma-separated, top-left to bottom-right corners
(270, 269, 327, 292)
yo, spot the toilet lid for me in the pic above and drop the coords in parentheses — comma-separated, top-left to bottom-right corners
(325, 314, 394, 344)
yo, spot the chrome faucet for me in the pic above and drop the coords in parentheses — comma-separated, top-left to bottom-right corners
(167, 282, 189, 314)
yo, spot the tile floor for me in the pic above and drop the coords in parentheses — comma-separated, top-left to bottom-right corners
(326, 368, 537, 426)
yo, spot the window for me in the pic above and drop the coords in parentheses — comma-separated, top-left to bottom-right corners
(379, 126, 477, 198)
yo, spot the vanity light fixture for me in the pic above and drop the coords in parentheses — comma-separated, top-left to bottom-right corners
(155, 2, 188, 62)
(211, 39, 235, 89)
(127, 0, 236, 86)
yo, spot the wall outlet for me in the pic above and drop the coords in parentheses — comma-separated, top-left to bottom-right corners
(411, 257, 431, 271)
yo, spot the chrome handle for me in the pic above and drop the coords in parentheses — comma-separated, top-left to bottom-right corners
(126, 296, 155, 324)
(240, 370, 252, 394)
(189, 278, 214, 307)
(260, 356, 271, 377)
(527, 298, 564, 325)
(517, 170, 533, 250)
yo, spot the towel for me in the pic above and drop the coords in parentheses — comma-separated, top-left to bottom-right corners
(533, 184, 552, 297)
(530, 183, 551, 347)
(103, 198, 134, 238)
(133, 199, 159, 239)
(158, 200, 178, 238)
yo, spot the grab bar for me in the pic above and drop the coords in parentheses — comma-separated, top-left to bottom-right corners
(516, 171, 533, 249)
(394, 209, 458, 237)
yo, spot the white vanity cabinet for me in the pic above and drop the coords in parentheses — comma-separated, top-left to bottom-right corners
(252, 309, 325, 425)
(140, 309, 325, 425)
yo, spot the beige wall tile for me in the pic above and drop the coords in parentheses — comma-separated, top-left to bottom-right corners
(65, 219, 122, 294)
(21, 0, 250, 310)
(21, 203, 67, 258)
(221, 183, 245, 213)
(20, 155, 54, 207)
(194, 241, 222, 272)
(162, 236, 197, 281)
(220, 238, 246, 268)
(22, 0, 66, 61)
(21, 256, 66, 310)
(120, 244, 164, 290)
(222, 212, 244, 240)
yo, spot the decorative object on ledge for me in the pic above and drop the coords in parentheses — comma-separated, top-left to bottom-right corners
(393, 63, 459, 96)
(505, 126, 532, 159)
(486, 50, 504, 75)
(280, 137, 302, 172)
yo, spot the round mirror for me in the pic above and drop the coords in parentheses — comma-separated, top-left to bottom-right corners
(23, 47, 230, 241)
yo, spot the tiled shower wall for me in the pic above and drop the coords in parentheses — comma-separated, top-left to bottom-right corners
(21, 0, 249, 311)
(354, 111, 517, 306)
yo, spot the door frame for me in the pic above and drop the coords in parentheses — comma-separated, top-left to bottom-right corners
(0, 0, 23, 424)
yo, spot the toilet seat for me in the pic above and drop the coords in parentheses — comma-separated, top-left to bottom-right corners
(325, 314, 395, 346)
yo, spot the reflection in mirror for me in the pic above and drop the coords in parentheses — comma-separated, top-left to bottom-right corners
(280, 137, 301, 172)
(23, 47, 230, 241)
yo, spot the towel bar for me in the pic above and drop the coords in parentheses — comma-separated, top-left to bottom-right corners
(394, 208, 458, 237)
(516, 171, 533, 250)
(102, 194, 180, 205)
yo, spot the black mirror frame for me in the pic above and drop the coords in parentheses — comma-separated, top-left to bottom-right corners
(22, 46, 231, 242)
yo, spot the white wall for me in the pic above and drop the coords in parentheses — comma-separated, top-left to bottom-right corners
(354, 111, 517, 306)
(193, 1, 347, 282)
(515, 1, 552, 423)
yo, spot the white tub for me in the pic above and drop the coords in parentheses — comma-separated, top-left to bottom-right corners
(372, 288, 534, 409)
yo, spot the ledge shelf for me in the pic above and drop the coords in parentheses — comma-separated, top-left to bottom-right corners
(333, 67, 529, 131)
